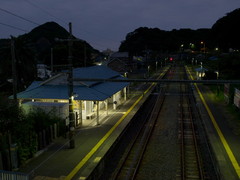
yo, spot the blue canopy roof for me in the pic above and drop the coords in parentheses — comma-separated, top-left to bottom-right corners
(15, 66, 129, 101)
(195, 67, 208, 72)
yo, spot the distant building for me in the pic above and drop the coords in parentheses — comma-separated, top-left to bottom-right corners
(102, 48, 115, 57)
(107, 52, 137, 74)
(13, 66, 129, 127)
(37, 64, 51, 79)
(195, 67, 208, 80)
(110, 52, 129, 59)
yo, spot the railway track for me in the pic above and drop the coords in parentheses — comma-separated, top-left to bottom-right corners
(177, 80, 204, 179)
(101, 65, 218, 180)
(112, 91, 165, 180)
(110, 68, 174, 180)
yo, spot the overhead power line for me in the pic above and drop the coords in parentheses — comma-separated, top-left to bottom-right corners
(0, 22, 27, 32)
(23, 0, 68, 25)
(0, 4, 117, 50)
(22, 1, 117, 50)
(0, 7, 40, 26)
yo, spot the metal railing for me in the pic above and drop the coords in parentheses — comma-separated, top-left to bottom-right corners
(0, 170, 29, 180)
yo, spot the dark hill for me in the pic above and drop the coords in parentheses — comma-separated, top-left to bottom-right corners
(20, 22, 69, 44)
(212, 8, 240, 51)
(17, 22, 99, 66)
(0, 22, 100, 91)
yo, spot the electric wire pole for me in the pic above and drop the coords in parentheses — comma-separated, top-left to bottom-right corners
(51, 48, 53, 73)
(68, 22, 75, 149)
(55, 22, 81, 148)
(11, 36, 17, 102)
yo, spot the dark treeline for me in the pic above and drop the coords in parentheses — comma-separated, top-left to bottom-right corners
(119, 8, 240, 56)
(119, 27, 212, 55)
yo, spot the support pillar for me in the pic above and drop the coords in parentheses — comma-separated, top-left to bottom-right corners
(124, 87, 127, 101)
(78, 100, 82, 126)
(96, 101, 100, 125)
(113, 94, 116, 110)
(105, 99, 108, 116)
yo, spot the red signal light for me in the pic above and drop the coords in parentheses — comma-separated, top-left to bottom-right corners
(170, 57, 173, 61)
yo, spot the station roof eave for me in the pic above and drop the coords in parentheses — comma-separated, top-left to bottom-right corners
(15, 85, 107, 101)
(90, 77, 129, 97)
(15, 80, 129, 102)
(12, 66, 130, 102)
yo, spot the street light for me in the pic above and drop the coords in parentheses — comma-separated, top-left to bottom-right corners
(156, 61, 158, 72)
(148, 65, 150, 77)
(215, 71, 219, 79)
(180, 44, 184, 60)
(190, 43, 195, 49)
(201, 41, 206, 58)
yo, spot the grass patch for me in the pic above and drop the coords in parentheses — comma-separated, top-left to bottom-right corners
(208, 84, 224, 101)
(207, 84, 240, 135)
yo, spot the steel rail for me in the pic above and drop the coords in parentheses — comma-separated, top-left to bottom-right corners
(179, 84, 185, 180)
(186, 93, 204, 179)
(129, 68, 173, 179)
(112, 68, 170, 180)
(112, 94, 158, 180)
(179, 68, 205, 179)
(131, 91, 166, 179)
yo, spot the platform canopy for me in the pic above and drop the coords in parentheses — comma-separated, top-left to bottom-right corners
(15, 66, 129, 101)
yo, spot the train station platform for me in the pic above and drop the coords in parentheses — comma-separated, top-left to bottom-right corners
(186, 66, 240, 180)
(16, 80, 155, 180)
(14, 65, 240, 180)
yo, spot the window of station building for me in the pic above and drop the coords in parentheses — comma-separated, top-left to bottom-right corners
(58, 99, 68, 103)
(40, 99, 54, 102)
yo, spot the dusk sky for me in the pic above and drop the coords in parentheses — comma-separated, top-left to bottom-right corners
(1, 0, 239, 51)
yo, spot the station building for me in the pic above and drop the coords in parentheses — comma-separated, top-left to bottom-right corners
(195, 67, 208, 80)
(15, 66, 129, 128)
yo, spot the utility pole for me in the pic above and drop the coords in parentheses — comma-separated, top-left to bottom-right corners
(51, 48, 53, 73)
(11, 36, 17, 102)
(84, 44, 87, 67)
(68, 22, 75, 149)
(55, 22, 81, 148)
(9, 36, 17, 170)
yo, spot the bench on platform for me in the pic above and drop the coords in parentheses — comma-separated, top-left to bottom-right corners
(86, 112, 95, 120)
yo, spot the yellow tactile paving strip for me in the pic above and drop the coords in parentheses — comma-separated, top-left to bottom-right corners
(65, 69, 168, 180)
(186, 66, 240, 178)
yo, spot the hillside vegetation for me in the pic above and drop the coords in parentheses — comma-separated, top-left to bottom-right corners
(0, 22, 100, 90)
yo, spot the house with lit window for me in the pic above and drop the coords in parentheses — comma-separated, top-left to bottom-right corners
(15, 66, 129, 127)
